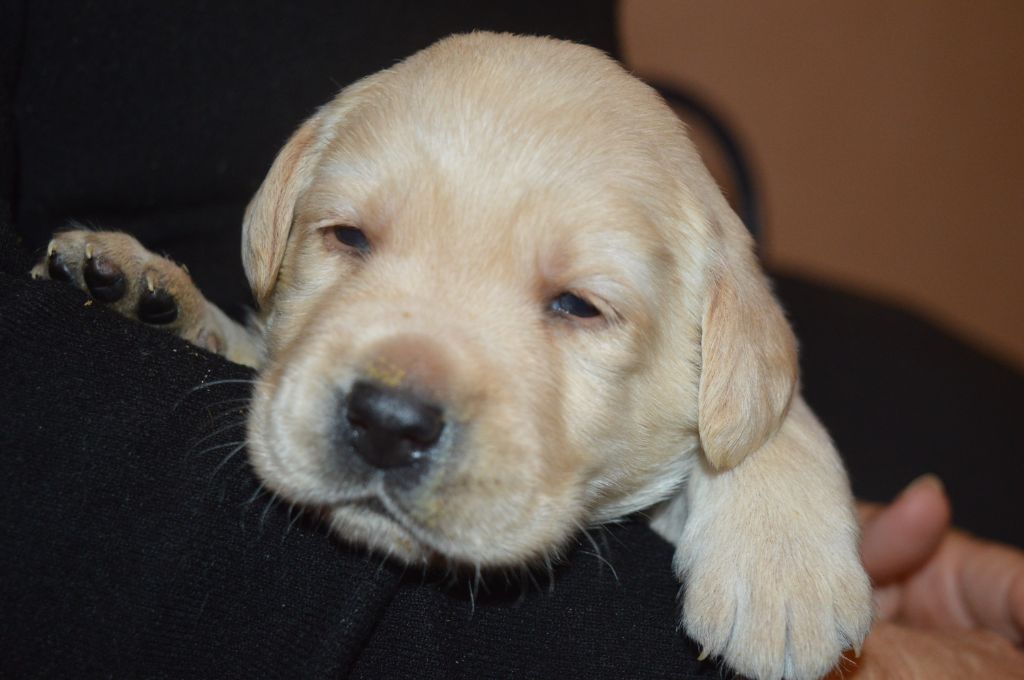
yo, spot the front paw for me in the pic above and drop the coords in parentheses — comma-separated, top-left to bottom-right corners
(679, 536, 872, 680)
(31, 229, 219, 350)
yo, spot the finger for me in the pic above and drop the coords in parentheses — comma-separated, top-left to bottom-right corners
(860, 474, 950, 585)
(957, 533, 1024, 644)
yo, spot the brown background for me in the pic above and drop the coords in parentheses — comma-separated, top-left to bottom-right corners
(620, 1, 1024, 370)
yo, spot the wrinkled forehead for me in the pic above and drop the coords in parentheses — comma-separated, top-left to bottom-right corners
(306, 134, 669, 305)
(294, 37, 711, 300)
(303, 157, 669, 307)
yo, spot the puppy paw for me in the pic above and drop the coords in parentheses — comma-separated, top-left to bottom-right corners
(32, 229, 223, 352)
(679, 529, 872, 680)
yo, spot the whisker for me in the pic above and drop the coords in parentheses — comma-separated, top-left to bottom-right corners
(192, 439, 245, 458)
(284, 503, 305, 538)
(579, 550, 619, 583)
(196, 395, 252, 417)
(209, 441, 248, 478)
(171, 377, 262, 413)
(542, 553, 556, 594)
(199, 396, 253, 410)
(467, 567, 477, 615)
(259, 492, 281, 530)
(242, 482, 267, 508)
(515, 566, 529, 605)
(187, 419, 248, 451)
(189, 378, 261, 393)
(376, 547, 395, 577)
(597, 522, 628, 550)
(523, 564, 543, 594)
(444, 558, 458, 590)
(578, 526, 619, 583)
(198, 408, 251, 431)
(280, 501, 311, 544)
(475, 564, 491, 596)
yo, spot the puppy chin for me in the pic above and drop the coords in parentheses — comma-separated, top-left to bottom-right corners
(327, 503, 435, 564)
(322, 493, 578, 570)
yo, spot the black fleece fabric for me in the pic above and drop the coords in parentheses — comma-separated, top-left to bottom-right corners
(0, 255, 717, 679)
(1, 2, 1022, 678)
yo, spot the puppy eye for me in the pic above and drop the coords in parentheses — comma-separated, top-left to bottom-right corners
(549, 292, 601, 319)
(331, 226, 371, 254)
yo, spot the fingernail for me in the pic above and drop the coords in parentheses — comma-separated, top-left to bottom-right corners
(903, 473, 943, 496)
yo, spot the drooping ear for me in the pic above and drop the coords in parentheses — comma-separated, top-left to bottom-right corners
(242, 109, 328, 307)
(697, 222, 798, 471)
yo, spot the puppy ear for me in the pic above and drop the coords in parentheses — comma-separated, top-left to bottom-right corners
(242, 110, 327, 307)
(698, 219, 798, 470)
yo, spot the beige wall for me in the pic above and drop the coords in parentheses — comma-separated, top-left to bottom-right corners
(621, 1, 1024, 370)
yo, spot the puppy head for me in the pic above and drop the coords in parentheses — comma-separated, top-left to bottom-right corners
(242, 32, 796, 568)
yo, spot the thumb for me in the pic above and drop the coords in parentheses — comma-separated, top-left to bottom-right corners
(859, 474, 951, 585)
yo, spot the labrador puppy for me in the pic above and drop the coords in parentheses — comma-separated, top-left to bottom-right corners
(34, 32, 872, 680)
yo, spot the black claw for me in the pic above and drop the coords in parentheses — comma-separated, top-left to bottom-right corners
(137, 287, 178, 325)
(84, 256, 126, 302)
(47, 252, 73, 283)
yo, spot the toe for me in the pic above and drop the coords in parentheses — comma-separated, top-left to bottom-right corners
(84, 254, 127, 302)
(137, 283, 178, 325)
(47, 250, 74, 283)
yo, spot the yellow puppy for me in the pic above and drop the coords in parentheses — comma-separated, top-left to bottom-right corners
(36, 33, 872, 680)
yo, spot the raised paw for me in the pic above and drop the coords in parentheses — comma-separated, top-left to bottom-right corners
(32, 228, 263, 366)
(30, 229, 255, 362)
(33, 230, 191, 325)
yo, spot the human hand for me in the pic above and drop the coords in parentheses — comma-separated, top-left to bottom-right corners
(827, 475, 1024, 679)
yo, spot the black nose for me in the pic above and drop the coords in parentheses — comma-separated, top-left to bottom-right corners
(344, 381, 445, 469)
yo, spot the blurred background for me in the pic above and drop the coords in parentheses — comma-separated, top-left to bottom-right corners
(621, 1, 1024, 371)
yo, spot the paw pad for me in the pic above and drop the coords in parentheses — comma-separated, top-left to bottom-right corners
(83, 254, 126, 303)
(137, 284, 178, 325)
(47, 250, 73, 283)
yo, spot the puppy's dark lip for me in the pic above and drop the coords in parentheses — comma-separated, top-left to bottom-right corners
(352, 496, 396, 520)
(340, 494, 442, 555)
(339, 493, 413, 532)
